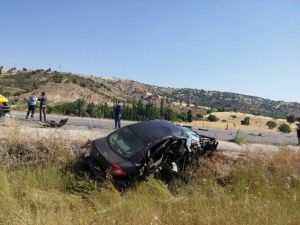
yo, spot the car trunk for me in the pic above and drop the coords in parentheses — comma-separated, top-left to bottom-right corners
(90, 137, 137, 176)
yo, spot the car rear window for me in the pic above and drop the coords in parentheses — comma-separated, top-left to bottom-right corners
(108, 127, 147, 159)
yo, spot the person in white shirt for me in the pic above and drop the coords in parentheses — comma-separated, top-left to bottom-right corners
(25, 93, 38, 119)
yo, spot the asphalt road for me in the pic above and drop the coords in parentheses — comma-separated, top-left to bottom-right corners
(195, 127, 298, 145)
(9, 111, 135, 129)
(5, 111, 300, 146)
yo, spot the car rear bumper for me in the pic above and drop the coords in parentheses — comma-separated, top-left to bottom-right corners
(84, 155, 107, 181)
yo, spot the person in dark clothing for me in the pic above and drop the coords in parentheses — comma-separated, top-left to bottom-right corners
(114, 101, 122, 129)
(26, 93, 38, 119)
(38, 92, 48, 122)
(296, 123, 300, 145)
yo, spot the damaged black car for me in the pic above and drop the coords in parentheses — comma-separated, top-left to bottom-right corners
(84, 120, 218, 188)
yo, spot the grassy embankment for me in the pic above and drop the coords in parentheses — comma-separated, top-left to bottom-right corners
(183, 111, 297, 134)
(0, 120, 300, 225)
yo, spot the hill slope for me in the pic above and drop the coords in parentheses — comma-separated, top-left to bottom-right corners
(1, 68, 300, 118)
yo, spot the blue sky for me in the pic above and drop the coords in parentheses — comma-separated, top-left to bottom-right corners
(0, 1, 299, 102)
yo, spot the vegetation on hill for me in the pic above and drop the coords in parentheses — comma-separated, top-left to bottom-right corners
(278, 123, 291, 133)
(266, 120, 277, 129)
(48, 98, 195, 122)
(207, 114, 219, 122)
(241, 117, 250, 126)
(1, 67, 300, 119)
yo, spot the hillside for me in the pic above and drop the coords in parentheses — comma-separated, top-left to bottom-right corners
(1, 68, 300, 118)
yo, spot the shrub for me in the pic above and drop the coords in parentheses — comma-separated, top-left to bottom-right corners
(207, 114, 218, 122)
(195, 113, 203, 120)
(53, 74, 63, 83)
(230, 115, 237, 119)
(266, 120, 277, 129)
(286, 115, 296, 124)
(79, 82, 86, 87)
(175, 113, 187, 122)
(241, 117, 250, 126)
(278, 123, 291, 133)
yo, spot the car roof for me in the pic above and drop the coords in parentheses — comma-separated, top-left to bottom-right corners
(128, 120, 187, 144)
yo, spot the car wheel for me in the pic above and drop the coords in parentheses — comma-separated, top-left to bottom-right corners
(112, 177, 133, 191)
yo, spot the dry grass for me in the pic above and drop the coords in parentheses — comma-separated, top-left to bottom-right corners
(181, 111, 297, 134)
(0, 121, 300, 225)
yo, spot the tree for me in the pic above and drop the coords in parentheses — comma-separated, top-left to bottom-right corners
(241, 117, 250, 126)
(160, 99, 164, 118)
(175, 113, 187, 122)
(187, 110, 193, 122)
(195, 113, 203, 120)
(278, 123, 291, 133)
(0, 66, 3, 74)
(266, 120, 277, 129)
(86, 101, 96, 116)
(76, 98, 87, 117)
(207, 114, 218, 122)
(136, 100, 145, 120)
(164, 108, 173, 121)
(286, 115, 296, 124)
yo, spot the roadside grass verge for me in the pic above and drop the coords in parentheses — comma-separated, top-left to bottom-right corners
(0, 122, 299, 225)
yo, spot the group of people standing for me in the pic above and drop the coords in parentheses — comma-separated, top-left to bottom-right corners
(26, 93, 123, 129)
(25, 92, 47, 122)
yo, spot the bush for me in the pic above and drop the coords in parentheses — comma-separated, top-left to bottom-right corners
(241, 117, 250, 126)
(195, 113, 203, 120)
(79, 82, 86, 87)
(266, 120, 277, 129)
(278, 123, 291, 133)
(286, 115, 296, 124)
(53, 74, 63, 83)
(230, 115, 237, 119)
(175, 113, 187, 122)
(207, 114, 218, 122)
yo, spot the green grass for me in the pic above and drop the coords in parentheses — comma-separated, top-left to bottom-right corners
(1, 152, 299, 225)
(0, 156, 300, 224)
(0, 124, 300, 225)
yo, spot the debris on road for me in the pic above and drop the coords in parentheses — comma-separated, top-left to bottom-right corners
(38, 118, 69, 128)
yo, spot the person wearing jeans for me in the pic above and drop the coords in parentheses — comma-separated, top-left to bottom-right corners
(114, 101, 122, 129)
(38, 92, 48, 122)
(26, 93, 37, 119)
